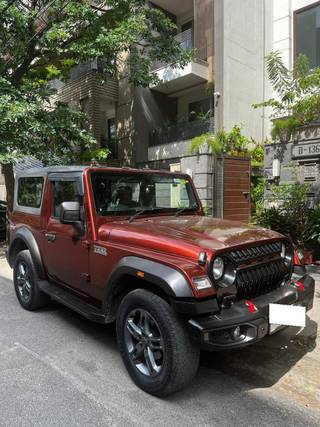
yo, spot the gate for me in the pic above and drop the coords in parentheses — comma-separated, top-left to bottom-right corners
(214, 156, 251, 223)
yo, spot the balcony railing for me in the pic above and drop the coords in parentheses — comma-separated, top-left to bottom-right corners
(149, 117, 214, 146)
(152, 28, 193, 71)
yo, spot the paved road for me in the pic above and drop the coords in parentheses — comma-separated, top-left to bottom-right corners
(0, 259, 319, 426)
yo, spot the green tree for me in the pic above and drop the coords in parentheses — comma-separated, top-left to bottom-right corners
(254, 51, 320, 141)
(0, 0, 192, 209)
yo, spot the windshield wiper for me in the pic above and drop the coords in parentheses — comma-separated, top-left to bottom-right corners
(128, 208, 149, 223)
(175, 207, 190, 217)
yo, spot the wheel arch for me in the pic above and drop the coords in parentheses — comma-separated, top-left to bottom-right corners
(104, 256, 194, 318)
(8, 227, 46, 279)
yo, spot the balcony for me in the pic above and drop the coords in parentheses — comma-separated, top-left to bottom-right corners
(149, 117, 214, 146)
(151, 29, 209, 95)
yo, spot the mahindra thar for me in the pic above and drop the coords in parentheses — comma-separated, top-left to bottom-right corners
(7, 166, 315, 396)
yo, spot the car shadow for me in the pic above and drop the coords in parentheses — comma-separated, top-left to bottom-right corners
(199, 316, 318, 389)
(42, 300, 118, 347)
(43, 300, 318, 394)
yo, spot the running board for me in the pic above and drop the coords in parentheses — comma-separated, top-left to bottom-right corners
(38, 280, 107, 324)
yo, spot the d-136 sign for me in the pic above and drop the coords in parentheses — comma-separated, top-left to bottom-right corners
(292, 142, 320, 159)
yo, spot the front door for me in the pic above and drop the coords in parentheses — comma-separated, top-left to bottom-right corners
(223, 156, 251, 223)
(42, 178, 90, 294)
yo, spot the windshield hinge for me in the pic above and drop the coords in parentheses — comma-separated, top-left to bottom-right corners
(82, 240, 90, 250)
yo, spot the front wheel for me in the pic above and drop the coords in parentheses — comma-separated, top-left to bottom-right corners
(116, 289, 200, 396)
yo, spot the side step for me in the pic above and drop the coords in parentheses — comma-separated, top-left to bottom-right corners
(38, 280, 108, 324)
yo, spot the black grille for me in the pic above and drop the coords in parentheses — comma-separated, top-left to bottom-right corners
(229, 241, 282, 264)
(235, 258, 288, 300)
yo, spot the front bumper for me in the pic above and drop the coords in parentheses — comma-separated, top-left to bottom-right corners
(188, 274, 315, 351)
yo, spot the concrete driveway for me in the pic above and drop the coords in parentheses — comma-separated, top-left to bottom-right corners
(0, 245, 319, 427)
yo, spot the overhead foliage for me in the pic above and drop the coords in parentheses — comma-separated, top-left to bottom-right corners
(0, 0, 193, 207)
(0, 0, 192, 164)
(253, 51, 320, 141)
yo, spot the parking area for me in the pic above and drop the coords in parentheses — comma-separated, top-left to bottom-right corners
(0, 245, 319, 427)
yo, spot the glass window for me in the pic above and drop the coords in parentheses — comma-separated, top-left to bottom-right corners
(295, 3, 320, 68)
(101, 118, 118, 159)
(91, 173, 198, 216)
(18, 177, 44, 208)
(52, 181, 78, 218)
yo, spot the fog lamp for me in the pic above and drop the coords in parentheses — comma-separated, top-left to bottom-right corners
(231, 326, 246, 342)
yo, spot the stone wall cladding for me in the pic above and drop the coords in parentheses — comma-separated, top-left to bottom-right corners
(264, 124, 320, 206)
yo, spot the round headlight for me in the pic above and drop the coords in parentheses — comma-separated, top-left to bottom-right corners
(213, 257, 224, 280)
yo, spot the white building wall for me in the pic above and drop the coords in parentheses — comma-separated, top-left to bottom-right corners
(0, 169, 6, 201)
(214, 0, 274, 143)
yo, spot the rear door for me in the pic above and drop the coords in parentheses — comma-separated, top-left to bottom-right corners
(42, 174, 90, 294)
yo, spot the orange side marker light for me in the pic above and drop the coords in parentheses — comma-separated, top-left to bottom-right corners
(137, 271, 145, 278)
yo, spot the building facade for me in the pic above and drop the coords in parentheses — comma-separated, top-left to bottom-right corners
(6, 1, 310, 215)
(122, 0, 272, 214)
(47, 0, 273, 215)
(264, 0, 320, 206)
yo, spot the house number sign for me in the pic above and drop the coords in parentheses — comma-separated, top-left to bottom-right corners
(292, 142, 320, 159)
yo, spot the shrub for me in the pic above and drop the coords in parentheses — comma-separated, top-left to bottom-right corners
(254, 182, 318, 248)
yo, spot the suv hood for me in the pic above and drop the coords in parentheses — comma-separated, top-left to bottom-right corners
(101, 216, 284, 258)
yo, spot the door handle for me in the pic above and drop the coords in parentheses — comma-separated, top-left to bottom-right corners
(242, 191, 250, 199)
(45, 233, 56, 242)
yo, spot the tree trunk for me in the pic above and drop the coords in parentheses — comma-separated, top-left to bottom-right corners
(2, 163, 14, 212)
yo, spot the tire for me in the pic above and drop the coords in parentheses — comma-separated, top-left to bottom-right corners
(13, 250, 50, 311)
(116, 289, 200, 397)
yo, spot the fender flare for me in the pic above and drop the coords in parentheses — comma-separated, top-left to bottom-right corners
(8, 227, 46, 279)
(104, 256, 193, 310)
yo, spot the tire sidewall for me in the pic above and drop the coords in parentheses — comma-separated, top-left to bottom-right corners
(117, 290, 183, 395)
(14, 251, 40, 310)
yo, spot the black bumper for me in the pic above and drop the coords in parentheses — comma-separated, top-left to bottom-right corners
(188, 274, 315, 351)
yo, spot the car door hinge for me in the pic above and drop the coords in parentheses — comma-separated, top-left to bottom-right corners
(81, 273, 91, 282)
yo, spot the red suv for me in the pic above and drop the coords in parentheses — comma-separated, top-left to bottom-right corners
(7, 166, 315, 396)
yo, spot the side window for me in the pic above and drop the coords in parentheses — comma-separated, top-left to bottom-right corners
(18, 177, 44, 208)
(52, 181, 78, 218)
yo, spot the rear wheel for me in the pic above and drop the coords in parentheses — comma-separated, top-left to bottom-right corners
(13, 250, 50, 310)
(116, 289, 200, 396)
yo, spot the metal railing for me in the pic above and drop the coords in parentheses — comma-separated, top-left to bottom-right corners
(149, 117, 214, 146)
(152, 28, 193, 71)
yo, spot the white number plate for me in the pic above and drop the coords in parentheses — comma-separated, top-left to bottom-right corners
(269, 303, 306, 334)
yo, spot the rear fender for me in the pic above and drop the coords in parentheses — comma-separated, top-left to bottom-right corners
(8, 227, 46, 279)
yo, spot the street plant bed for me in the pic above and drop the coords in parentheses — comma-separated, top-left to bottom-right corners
(254, 182, 320, 265)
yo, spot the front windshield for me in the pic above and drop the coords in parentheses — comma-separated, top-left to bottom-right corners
(91, 172, 199, 216)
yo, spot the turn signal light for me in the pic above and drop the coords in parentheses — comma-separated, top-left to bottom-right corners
(192, 276, 212, 291)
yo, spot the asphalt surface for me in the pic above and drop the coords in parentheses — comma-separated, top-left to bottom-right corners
(0, 257, 319, 426)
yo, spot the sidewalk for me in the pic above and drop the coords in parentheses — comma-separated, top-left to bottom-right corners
(0, 244, 11, 280)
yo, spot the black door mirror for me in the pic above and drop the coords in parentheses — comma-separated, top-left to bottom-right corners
(60, 201, 81, 224)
